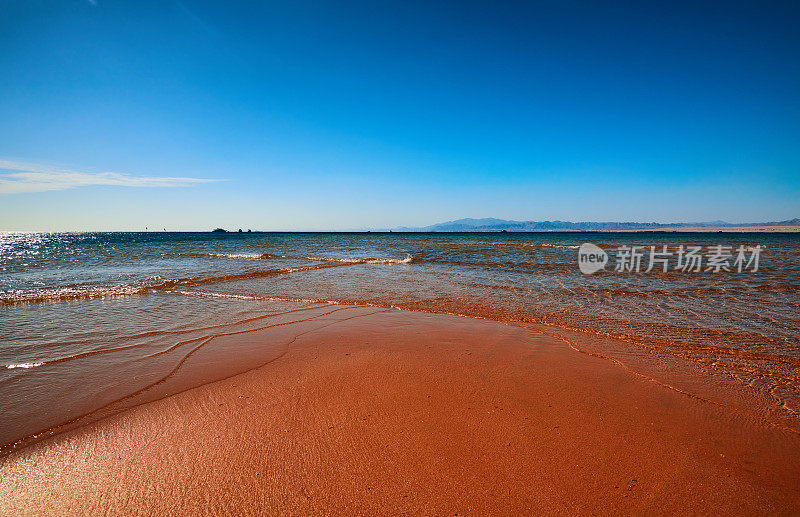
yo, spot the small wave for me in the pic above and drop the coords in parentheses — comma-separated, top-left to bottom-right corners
(307, 256, 363, 264)
(366, 254, 414, 264)
(177, 291, 263, 300)
(0, 264, 345, 305)
(453, 241, 583, 250)
(0, 285, 150, 305)
(6, 362, 43, 369)
(209, 253, 263, 259)
(179, 263, 356, 287)
(2, 254, 406, 305)
(308, 254, 414, 265)
(205, 252, 413, 264)
(539, 243, 581, 249)
(207, 252, 288, 260)
(176, 290, 340, 305)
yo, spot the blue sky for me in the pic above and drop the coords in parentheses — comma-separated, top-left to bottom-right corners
(1, 0, 798, 231)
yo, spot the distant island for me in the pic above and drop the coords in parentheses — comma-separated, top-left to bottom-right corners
(392, 217, 800, 233)
(211, 228, 252, 233)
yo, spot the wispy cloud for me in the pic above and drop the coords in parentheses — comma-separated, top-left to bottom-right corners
(176, 1, 218, 36)
(0, 160, 222, 194)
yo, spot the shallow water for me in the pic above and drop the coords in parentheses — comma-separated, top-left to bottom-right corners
(2, 231, 799, 449)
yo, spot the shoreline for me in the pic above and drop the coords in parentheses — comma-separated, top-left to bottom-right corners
(2, 308, 798, 514)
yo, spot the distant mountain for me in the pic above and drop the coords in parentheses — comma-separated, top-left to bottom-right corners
(393, 217, 800, 232)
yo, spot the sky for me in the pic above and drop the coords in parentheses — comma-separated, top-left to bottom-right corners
(1, 0, 799, 231)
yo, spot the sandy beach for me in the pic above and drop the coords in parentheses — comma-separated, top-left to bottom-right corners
(2, 308, 798, 515)
(4, 0, 800, 513)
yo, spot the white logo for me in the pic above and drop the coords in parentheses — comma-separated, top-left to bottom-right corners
(578, 243, 608, 274)
(577, 243, 762, 274)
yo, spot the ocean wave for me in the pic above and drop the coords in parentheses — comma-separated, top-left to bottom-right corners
(454, 241, 583, 250)
(207, 252, 288, 260)
(206, 251, 414, 265)
(176, 290, 340, 305)
(368, 255, 414, 264)
(536, 243, 582, 249)
(307, 254, 414, 265)
(0, 259, 398, 305)
(5, 362, 44, 369)
(0, 285, 151, 305)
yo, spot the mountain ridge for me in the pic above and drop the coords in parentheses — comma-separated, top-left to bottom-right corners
(393, 217, 800, 232)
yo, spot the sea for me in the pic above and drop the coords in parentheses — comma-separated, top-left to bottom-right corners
(2, 231, 799, 452)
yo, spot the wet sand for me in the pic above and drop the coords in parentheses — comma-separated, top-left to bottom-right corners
(1, 309, 799, 515)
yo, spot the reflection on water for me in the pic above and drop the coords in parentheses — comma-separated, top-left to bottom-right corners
(2, 231, 799, 449)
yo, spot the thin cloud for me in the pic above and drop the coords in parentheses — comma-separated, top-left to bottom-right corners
(0, 160, 222, 194)
(176, 1, 218, 37)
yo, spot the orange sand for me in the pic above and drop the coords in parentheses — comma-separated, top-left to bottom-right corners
(1, 309, 798, 514)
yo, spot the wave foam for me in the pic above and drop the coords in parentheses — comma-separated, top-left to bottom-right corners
(6, 362, 44, 369)
(0, 285, 149, 305)
(208, 253, 288, 260)
(205, 251, 413, 265)
(308, 254, 413, 265)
